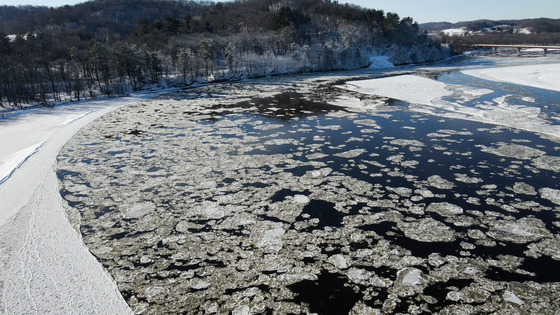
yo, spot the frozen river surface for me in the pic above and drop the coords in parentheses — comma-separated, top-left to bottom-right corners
(57, 56, 560, 314)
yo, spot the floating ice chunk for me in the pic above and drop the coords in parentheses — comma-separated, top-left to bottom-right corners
(253, 124, 283, 130)
(191, 279, 211, 290)
(354, 119, 379, 127)
(328, 254, 350, 269)
(397, 218, 455, 242)
(310, 170, 322, 178)
(503, 290, 524, 305)
(293, 194, 310, 204)
(140, 256, 153, 264)
(264, 139, 298, 146)
(232, 305, 251, 315)
(512, 182, 537, 195)
(256, 227, 286, 252)
(415, 189, 434, 198)
(351, 303, 381, 315)
(446, 290, 462, 302)
(387, 187, 413, 197)
(533, 155, 560, 172)
(454, 174, 483, 184)
(488, 218, 550, 243)
(390, 139, 424, 147)
(334, 149, 366, 158)
(307, 152, 328, 160)
(145, 286, 165, 299)
(427, 175, 454, 190)
(202, 205, 225, 219)
(426, 202, 463, 216)
(125, 202, 156, 219)
(480, 142, 545, 160)
(396, 267, 424, 286)
(540, 188, 560, 205)
(347, 268, 372, 284)
(175, 221, 190, 233)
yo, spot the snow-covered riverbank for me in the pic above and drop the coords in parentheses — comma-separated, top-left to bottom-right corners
(0, 96, 159, 314)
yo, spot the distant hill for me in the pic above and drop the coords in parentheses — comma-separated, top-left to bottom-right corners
(0, 0, 212, 35)
(420, 18, 560, 34)
(0, 5, 49, 32)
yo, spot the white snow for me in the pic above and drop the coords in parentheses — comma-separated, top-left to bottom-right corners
(442, 27, 468, 36)
(463, 63, 560, 92)
(514, 28, 532, 35)
(0, 94, 157, 314)
(369, 55, 395, 68)
(0, 142, 44, 184)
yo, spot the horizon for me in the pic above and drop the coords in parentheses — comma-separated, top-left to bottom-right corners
(0, 0, 558, 24)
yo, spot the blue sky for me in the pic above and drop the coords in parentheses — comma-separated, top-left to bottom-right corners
(1, 0, 558, 23)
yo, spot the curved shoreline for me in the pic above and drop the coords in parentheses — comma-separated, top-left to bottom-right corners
(0, 95, 156, 314)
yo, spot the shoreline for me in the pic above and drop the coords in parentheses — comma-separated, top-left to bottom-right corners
(0, 95, 157, 314)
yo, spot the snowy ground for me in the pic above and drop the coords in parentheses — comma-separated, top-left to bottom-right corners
(0, 57, 559, 313)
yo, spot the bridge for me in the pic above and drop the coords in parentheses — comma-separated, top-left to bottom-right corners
(474, 44, 560, 55)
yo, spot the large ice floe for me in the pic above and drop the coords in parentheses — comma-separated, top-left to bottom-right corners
(463, 63, 560, 92)
(55, 58, 560, 314)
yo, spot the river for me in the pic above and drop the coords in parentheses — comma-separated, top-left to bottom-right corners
(57, 54, 560, 314)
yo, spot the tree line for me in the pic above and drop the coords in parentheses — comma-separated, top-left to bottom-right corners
(0, 0, 449, 110)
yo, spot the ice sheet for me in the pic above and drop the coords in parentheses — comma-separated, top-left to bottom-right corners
(343, 75, 452, 105)
(463, 63, 560, 92)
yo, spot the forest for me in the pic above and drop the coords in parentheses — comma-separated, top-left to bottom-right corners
(0, 0, 450, 110)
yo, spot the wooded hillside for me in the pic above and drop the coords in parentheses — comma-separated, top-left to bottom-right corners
(0, 0, 449, 110)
